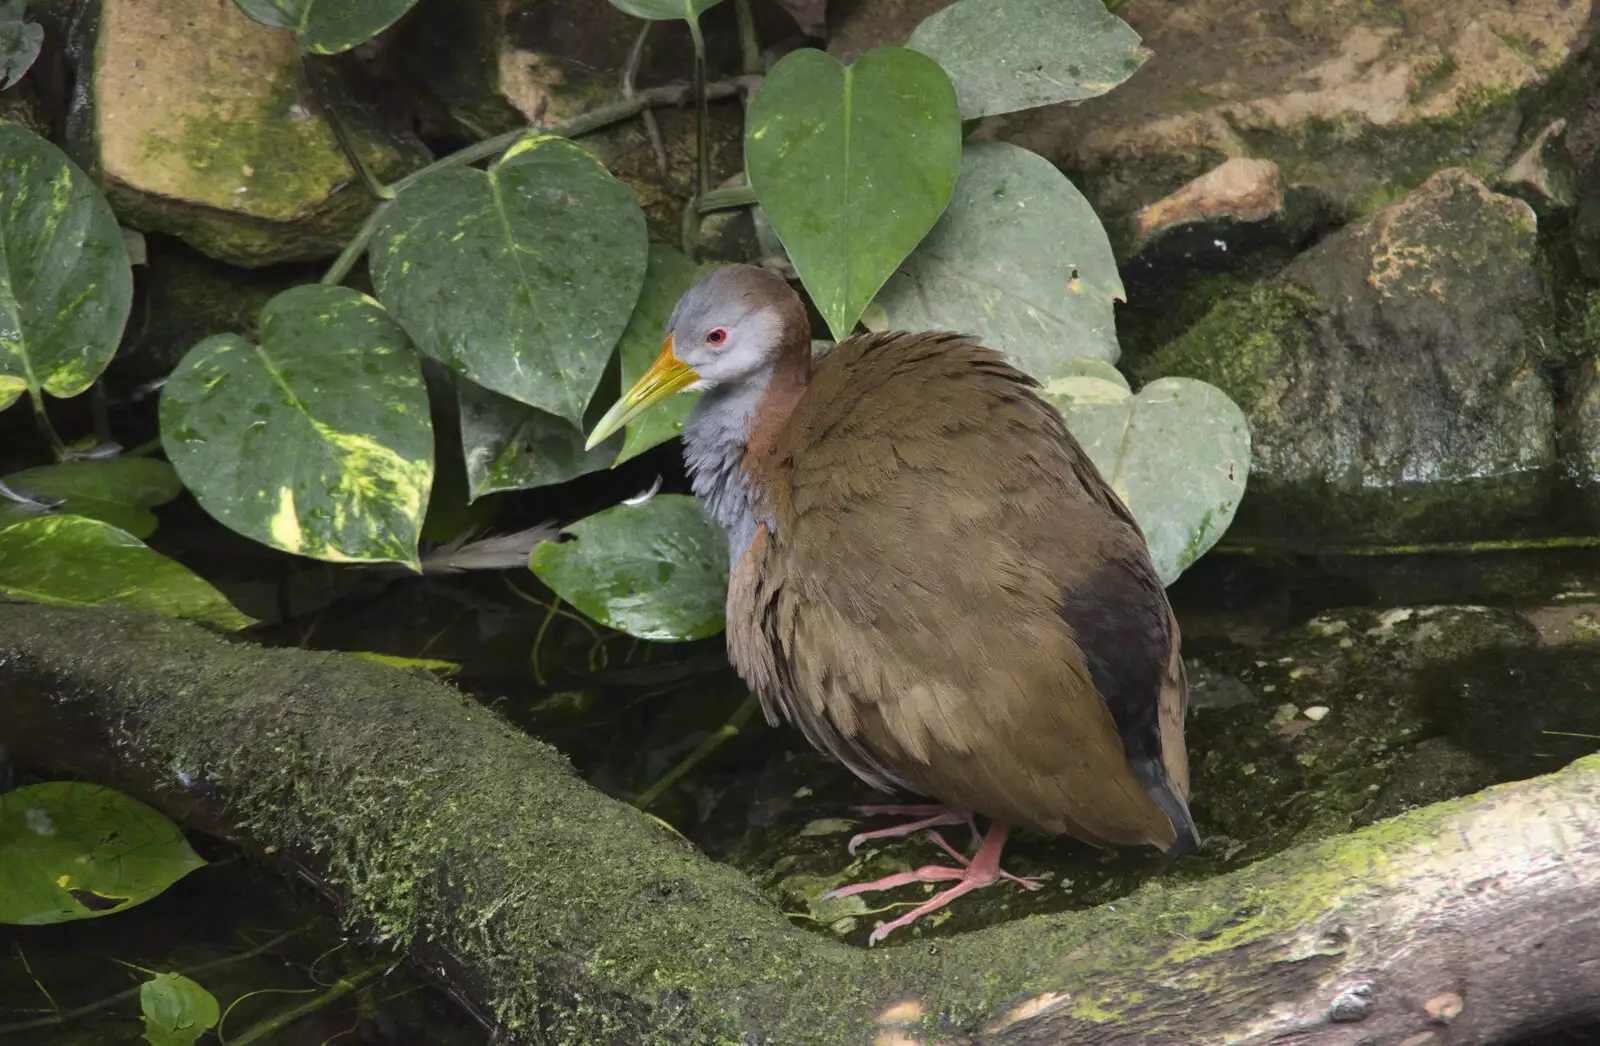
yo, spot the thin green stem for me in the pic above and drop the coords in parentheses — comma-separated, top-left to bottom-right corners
(0, 926, 313, 1035)
(225, 961, 391, 1046)
(734, 0, 761, 75)
(698, 184, 757, 212)
(530, 594, 562, 687)
(320, 75, 760, 287)
(687, 14, 712, 199)
(26, 389, 67, 460)
(300, 54, 393, 202)
(633, 693, 760, 811)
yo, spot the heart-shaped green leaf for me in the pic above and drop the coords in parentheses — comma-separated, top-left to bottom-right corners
(160, 285, 434, 569)
(529, 494, 729, 641)
(0, 516, 255, 629)
(0, 782, 207, 925)
(615, 244, 723, 466)
(605, 0, 724, 20)
(140, 973, 220, 1046)
(1045, 373, 1250, 585)
(876, 141, 1124, 372)
(0, 0, 43, 90)
(0, 458, 183, 538)
(746, 46, 961, 341)
(907, 0, 1147, 120)
(371, 134, 648, 426)
(0, 120, 132, 413)
(231, 0, 423, 54)
(459, 376, 619, 499)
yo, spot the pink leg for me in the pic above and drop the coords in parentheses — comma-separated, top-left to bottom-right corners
(822, 822, 1039, 946)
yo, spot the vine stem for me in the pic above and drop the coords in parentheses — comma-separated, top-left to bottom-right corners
(27, 389, 67, 460)
(224, 960, 392, 1046)
(734, 0, 761, 75)
(687, 14, 712, 200)
(320, 75, 760, 287)
(633, 693, 759, 811)
(299, 54, 393, 202)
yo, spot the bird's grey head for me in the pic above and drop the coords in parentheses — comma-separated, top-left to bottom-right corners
(667, 265, 801, 388)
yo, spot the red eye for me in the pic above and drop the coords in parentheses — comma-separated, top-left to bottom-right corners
(705, 328, 728, 346)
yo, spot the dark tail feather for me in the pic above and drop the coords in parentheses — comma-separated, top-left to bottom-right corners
(1133, 756, 1202, 857)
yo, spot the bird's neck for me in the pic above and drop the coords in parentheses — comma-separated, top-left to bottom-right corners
(682, 339, 811, 565)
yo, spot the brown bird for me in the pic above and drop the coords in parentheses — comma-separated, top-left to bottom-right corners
(586, 264, 1199, 944)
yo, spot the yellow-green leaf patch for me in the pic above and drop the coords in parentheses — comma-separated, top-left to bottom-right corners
(0, 515, 254, 628)
(0, 120, 132, 412)
(370, 135, 648, 426)
(0, 782, 207, 925)
(159, 285, 434, 569)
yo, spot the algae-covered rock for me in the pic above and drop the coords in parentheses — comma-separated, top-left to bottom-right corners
(83, 0, 428, 267)
(1559, 353, 1600, 499)
(989, 0, 1590, 229)
(1144, 168, 1557, 543)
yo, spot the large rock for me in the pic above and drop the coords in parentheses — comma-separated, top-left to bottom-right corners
(82, 0, 428, 267)
(831, 0, 1591, 232)
(1142, 168, 1557, 543)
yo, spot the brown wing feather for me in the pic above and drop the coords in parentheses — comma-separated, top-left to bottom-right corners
(736, 331, 1191, 848)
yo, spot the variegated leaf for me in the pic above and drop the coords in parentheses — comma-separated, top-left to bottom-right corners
(160, 285, 434, 569)
(0, 120, 132, 412)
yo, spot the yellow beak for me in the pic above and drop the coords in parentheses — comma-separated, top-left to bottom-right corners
(584, 332, 700, 451)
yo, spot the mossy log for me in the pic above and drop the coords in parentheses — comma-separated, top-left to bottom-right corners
(2, 602, 1598, 1045)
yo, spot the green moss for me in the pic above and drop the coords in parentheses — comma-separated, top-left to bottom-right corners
(1136, 280, 1317, 406)
(1408, 51, 1459, 104)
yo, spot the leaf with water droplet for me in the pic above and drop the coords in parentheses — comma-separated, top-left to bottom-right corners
(529, 494, 728, 641)
(458, 375, 618, 498)
(139, 973, 219, 1046)
(875, 140, 1124, 373)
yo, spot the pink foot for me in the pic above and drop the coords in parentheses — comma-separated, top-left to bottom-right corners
(822, 822, 1042, 945)
(843, 803, 973, 855)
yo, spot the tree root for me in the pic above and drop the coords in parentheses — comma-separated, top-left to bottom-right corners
(1, 602, 1597, 1045)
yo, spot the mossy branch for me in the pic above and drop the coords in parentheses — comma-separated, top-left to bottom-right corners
(2, 602, 1598, 1045)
